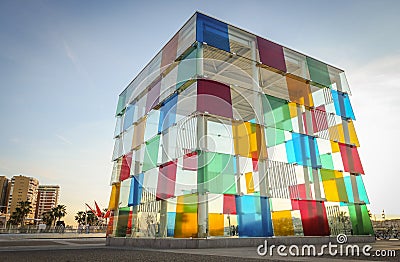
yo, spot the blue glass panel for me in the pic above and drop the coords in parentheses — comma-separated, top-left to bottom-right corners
(128, 178, 135, 206)
(356, 175, 369, 204)
(331, 90, 355, 120)
(260, 196, 273, 237)
(235, 195, 258, 214)
(285, 140, 296, 164)
(235, 195, 272, 237)
(285, 139, 296, 163)
(167, 212, 176, 237)
(123, 103, 135, 131)
(158, 93, 178, 133)
(343, 92, 355, 120)
(291, 133, 321, 169)
(128, 173, 144, 206)
(196, 13, 230, 52)
(344, 176, 354, 203)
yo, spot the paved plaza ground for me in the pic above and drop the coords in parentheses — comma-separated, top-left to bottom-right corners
(0, 237, 398, 261)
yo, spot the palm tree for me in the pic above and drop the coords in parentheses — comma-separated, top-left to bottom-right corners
(52, 204, 67, 223)
(10, 201, 32, 226)
(86, 211, 98, 226)
(41, 211, 55, 226)
(75, 211, 86, 225)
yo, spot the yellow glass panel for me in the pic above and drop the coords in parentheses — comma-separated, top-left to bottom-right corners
(337, 124, 345, 143)
(347, 120, 360, 147)
(272, 210, 294, 236)
(176, 194, 198, 213)
(288, 102, 298, 118)
(329, 124, 345, 144)
(132, 117, 147, 149)
(232, 121, 267, 159)
(174, 213, 197, 238)
(208, 213, 224, 236)
(334, 170, 343, 178)
(232, 121, 250, 158)
(323, 180, 340, 202)
(108, 183, 120, 211)
(245, 172, 255, 193)
(330, 141, 340, 153)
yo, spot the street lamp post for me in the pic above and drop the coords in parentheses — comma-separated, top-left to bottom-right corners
(85, 204, 88, 234)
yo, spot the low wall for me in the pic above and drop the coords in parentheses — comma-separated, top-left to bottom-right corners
(106, 235, 375, 249)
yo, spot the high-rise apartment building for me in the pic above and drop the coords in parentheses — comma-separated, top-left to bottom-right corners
(0, 176, 10, 213)
(36, 185, 60, 219)
(7, 175, 39, 222)
(107, 12, 372, 238)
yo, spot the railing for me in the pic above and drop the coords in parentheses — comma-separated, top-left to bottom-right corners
(0, 225, 107, 234)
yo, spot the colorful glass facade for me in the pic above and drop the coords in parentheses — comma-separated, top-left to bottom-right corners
(107, 12, 373, 238)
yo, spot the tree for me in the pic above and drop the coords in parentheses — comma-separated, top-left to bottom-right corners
(74, 210, 98, 226)
(75, 211, 86, 225)
(86, 211, 98, 226)
(8, 201, 32, 226)
(41, 211, 55, 226)
(52, 205, 67, 223)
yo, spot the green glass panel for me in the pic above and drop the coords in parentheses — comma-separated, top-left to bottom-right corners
(176, 47, 198, 90)
(263, 95, 292, 131)
(115, 207, 130, 237)
(116, 90, 127, 116)
(320, 169, 335, 181)
(306, 57, 331, 87)
(348, 204, 373, 235)
(142, 135, 160, 172)
(335, 177, 348, 202)
(320, 154, 334, 170)
(265, 127, 285, 146)
(198, 152, 236, 194)
(356, 175, 370, 204)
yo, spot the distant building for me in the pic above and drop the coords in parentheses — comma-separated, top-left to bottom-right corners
(0, 176, 11, 213)
(7, 175, 39, 222)
(35, 185, 60, 219)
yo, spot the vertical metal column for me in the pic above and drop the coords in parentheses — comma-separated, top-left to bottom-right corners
(197, 114, 208, 237)
(158, 200, 167, 237)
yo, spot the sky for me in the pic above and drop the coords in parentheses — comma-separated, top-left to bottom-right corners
(0, 0, 399, 225)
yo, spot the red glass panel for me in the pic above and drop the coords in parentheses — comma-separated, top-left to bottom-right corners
(292, 199, 330, 236)
(156, 160, 177, 200)
(223, 194, 236, 214)
(197, 79, 233, 118)
(183, 151, 198, 171)
(119, 153, 132, 181)
(161, 33, 178, 69)
(339, 143, 364, 174)
(256, 36, 287, 72)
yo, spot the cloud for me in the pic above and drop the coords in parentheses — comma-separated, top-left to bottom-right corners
(55, 134, 72, 145)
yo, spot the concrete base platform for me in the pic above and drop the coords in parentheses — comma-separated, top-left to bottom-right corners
(106, 235, 375, 249)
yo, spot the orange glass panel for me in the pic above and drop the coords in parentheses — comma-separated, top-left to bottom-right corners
(347, 120, 360, 147)
(330, 141, 340, 153)
(108, 183, 120, 211)
(174, 213, 197, 238)
(232, 121, 267, 160)
(288, 102, 298, 118)
(132, 118, 146, 149)
(286, 75, 313, 107)
(245, 172, 255, 193)
(323, 180, 340, 202)
(208, 213, 224, 236)
(272, 210, 294, 236)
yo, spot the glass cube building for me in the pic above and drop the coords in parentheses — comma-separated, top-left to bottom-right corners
(107, 12, 373, 238)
